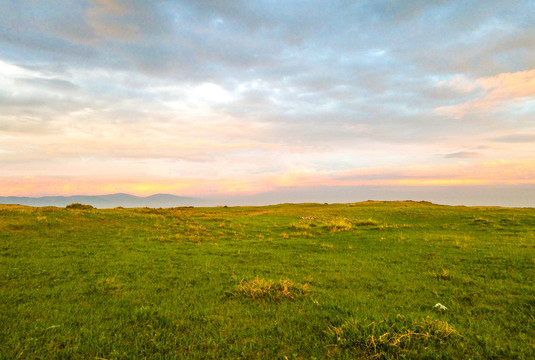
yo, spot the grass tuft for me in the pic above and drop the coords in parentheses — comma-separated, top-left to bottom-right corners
(231, 278, 309, 301)
(322, 218, 353, 232)
(326, 315, 460, 358)
(353, 218, 380, 226)
(471, 217, 492, 225)
(288, 221, 313, 230)
(430, 269, 454, 281)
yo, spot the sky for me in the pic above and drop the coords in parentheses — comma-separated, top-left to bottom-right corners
(1, 0, 534, 205)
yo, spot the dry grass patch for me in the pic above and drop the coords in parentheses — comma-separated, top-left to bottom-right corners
(95, 276, 123, 296)
(290, 231, 315, 238)
(288, 221, 314, 230)
(322, 218, 353, 232)
(327, 315, 460, 358)
(430, 269, 454, 281)
(353, 218, 380, 226)
(321, 218, 380, 232)
(231, 278, 309, 301)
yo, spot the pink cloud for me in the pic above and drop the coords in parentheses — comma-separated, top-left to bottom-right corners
(435, 70, 535, 118)
(2, 157, 534, 198)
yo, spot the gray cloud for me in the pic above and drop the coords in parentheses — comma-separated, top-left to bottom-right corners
(444, 151, 481, 159)
(15, 77, 78, 90)
(491, 134, 535, 143)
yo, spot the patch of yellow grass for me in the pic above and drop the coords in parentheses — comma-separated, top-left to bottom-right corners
(232, 278, 309, 301)
(288, 221, 313, 230)
(429, 269, 454, 281)
(327, 316, 460, 358)
(322, 218, 353, 232)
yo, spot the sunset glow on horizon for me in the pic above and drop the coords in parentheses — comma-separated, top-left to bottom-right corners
(1, 1, 534, 205)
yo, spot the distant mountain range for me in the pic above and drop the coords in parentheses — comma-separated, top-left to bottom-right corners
(0, 193, 206, 208)
(1, 184, 534, 208)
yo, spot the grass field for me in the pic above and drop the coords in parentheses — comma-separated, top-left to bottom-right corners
(1, 201, 534, 359)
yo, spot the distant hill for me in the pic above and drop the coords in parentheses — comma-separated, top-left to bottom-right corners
(2, 184, 534, 209)
(0, 193, 205, 208)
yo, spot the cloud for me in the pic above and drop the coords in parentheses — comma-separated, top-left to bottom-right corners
(479, 70, 535, 99)
(444, 151, 480, 159)
(91, 0, 129, 14)
(4, 157, 534, 197)
(15, 77, 78, 91)
(0, 1, 534, 200)
(434, 70, 535, 118)
(491, 133, 535, 143)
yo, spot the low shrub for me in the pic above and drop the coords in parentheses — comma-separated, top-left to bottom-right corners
(65, 203, 95, 210)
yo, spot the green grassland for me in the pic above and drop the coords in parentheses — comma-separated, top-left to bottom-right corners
(1, 201, 534, 359)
